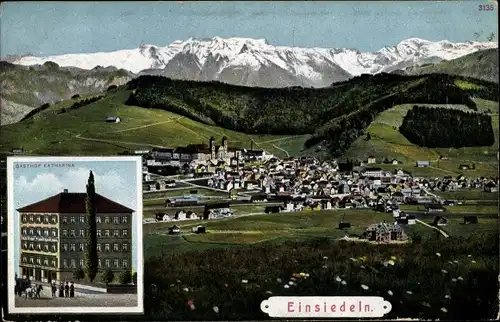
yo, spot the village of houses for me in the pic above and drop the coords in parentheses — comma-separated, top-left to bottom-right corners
(132, 136, 499, 243)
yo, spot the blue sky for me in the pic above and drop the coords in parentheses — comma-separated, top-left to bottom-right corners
(1, 1, 498, 56)
(11, 160, 140, 273)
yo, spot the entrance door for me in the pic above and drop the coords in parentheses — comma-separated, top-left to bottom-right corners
(35, 269, 41, 281)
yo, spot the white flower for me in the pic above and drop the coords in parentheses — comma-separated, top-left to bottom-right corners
(421, 302, 431, 307)
(183, 287, 189, 292)
(441, 269, 448, 274)
(335, 276, 342, 283)
(284, 284, 290, 289)
(266, 290, 273, 294)
(387, 290, 393, 296)
(436, 252, 441, 257)
(383, 261, 389, 267)
(360, 265, 365, 269)
(323, 256, 328, 260)
(341, 280, 347, 285)
(444, 295, 451, 299)
(406, 291, 413, 295)
(213, 306, 219, 314)
(471, 260, 477, 264)
(451, 278, 457, 282)
(387, 260, 395, 266)
(441, 307, 448, 313)
(176, 279, 182, 283)
(305, 273, 310, 277)
(241, 279, 248, 284)
(361, 284, 369, 290)
(350, 257, 357, 262)
(288, 281, 294, 286)
(453, 260, 458, 264)
(468, 254, 472, 258)
(457, 276, 463, 281)
(276, 278, 282, 283)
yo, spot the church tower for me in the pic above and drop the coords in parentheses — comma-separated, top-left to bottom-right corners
(209, 137, 216, 159)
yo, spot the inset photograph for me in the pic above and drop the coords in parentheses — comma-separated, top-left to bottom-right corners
(7, 156, 143, 314)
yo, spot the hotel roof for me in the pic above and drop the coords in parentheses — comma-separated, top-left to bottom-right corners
(17, 192, 134, 214)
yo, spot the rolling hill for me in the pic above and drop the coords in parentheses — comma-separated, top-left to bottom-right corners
(0, 73, 498, 173)
(400, 48, 498, 83)
(0, 61, 133, 125)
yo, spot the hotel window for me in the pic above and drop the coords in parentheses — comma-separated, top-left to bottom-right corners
(51, 216, 57, 224)
(29, 243, 34, 250)
(44, 215, 49, 224)
(22, 215, 27, 223)
(122, 259, 128, 268)
(36, 258, 41, 265)
(22, 257, 27, 263)
(70, 244, 76, 251)
(52, 229, 57, 237)
(63, 259, 67, 268)
(29, 257, 34, 264)
(44, 258, 49, 266)
(29, 229, 33, 235)
(113, 243, 119, 251)
(104, 216, 110, 224)
(104, 230, 110, 237)
(113, 229, 119, 237)
(121, 216, 128, 224)
(122, 229, 128, 237)
(70, 216, 75, 223)
(70, 259, 76, 268)
(105, 244, 110, 252)
(62, 217, 67, 224)
(36, 244, 41, 251)
(97, 244, 101, 252)
(52, 259, 56, 267)
(36, 228, 41, 236)
(62, 244, 68, 252)
(79, 259, 85, 268)
(113, 216, 119, 224)
(52, 244, 57, 252)
(22, 228, 27, 235)
(22, 243, 27, 250)
(98, 259, 102, 268)
(79, 229, 85, 237)
(62, 230, 68, 237)
(105, 259, 110, 268)
(36, 216, 41, 223)
(122, 243, 128, 251)
(97, 229, 102, 237)
(79, 216, 85, 223)
(79, 243, 85, 251)
(113, 259, 119, 268)
(70, 229, 75, 237)
(44, 229, 49, 237)
(29, 215, 34, 222)
(96, 216, 102, 223)
(44, 244, 49, 252)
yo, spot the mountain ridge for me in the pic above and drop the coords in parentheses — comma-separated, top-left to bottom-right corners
(13, 37, 498, 88)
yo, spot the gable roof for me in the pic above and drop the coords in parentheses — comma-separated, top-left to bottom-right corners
(17, 192, 134, 214)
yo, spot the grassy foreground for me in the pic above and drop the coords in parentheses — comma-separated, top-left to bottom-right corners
(143, 231, 498, 320)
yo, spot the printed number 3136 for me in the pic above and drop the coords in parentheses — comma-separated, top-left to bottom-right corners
(478, 4, 495, 11)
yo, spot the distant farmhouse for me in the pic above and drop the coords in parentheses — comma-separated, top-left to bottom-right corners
(106, 116, 121, 123)
(416, 161, 430, 168)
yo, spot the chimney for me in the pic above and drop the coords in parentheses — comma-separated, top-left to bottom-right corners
(63, 189, 68, 193)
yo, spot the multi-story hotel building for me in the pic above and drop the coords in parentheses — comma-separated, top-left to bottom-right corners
(17, 189, 134, 282)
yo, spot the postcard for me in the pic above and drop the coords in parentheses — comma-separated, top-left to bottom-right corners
(6, 156, 144, 314)
(1, 0, 499, 320)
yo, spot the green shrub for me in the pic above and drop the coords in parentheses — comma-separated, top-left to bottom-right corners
(72, 268, 85, 280)
(100, 269, 114, 284)
(119, 271, 132, 285)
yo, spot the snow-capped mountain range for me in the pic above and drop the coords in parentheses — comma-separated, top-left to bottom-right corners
(13, 37, 498, 88)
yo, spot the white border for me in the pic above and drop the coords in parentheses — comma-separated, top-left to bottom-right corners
(7, 156, 144, 315)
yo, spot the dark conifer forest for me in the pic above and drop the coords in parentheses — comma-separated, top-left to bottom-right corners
(399, 105, 495, 148)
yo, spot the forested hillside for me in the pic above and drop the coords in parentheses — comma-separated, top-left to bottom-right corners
(125, 73, 499, 156)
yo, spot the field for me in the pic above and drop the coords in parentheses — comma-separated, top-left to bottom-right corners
(399, 204, 498, 214)
(0, 90, 305, 158)
(143, 230, 498, 320)
(346, 100, 499, 177)
(433, 189, 499, 201)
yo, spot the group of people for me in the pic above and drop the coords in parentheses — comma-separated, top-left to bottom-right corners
(51, 281, 75, 298)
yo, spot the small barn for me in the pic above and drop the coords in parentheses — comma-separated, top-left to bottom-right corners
(416, 161, 430, 168)
(168, 225, 181, 234)
(191, 225, 206, 234)
(432, 216, 448, 226)
(362, 222, 408, 243)
(106, 116, 121, 123)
